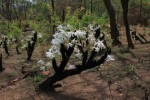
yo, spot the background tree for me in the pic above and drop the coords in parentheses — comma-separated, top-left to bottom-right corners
(103, 0, 121, 46)
(121, 0, 134, 48)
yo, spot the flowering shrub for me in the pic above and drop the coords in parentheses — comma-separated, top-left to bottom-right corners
(38, 24, 108, 71)
(38, 24, 113, 90)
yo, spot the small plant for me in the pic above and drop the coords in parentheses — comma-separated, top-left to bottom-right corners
(125, 64, 135, 75)
(118, 53, 126, 60)
(34, 75, 43, 82)
(119, 46, 130, 53)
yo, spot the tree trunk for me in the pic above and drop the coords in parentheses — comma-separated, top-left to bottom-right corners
(103, 0, 121, 46)
(121, 0, 134, 48)
(5, 0, 11, 21)
(51, 0, 54, 14)
(91, 0, 93, 13)
(51, 0, 55, 34)
(140, 0, 143, 18)
(39, 53, 108, 90)
(0, 53, 3, 72)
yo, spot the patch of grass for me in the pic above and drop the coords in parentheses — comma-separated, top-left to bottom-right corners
(34, 75, 43, 82)
(5, 73, 17, 81)
(119, 46, 130, 54)
(118, 53, 126, 60)
(125, 64, 135, 75)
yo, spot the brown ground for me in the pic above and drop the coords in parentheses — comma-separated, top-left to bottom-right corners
(0, 28, 150, 100)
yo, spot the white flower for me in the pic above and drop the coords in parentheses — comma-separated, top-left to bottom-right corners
(51, 46, 60, 54)
(67, 65, 76, 70)
(66, 31, 74, 38)
(38, 33, 43, 38)
(71, 39, 77, 44)
(100, 33, 104, 38)
(75, 30, 86, 38)
(38, 60, 45, 65)
(57, 25, 63, 31)
(94, 25, 101, 31)
(21, 40, 24, 43)
(46, 49, 55, 59)
(94, 47, 100, 52)
(106, 55, 115, 62)
(40, 66, 46, 71)
(94, 40, 106, 51)
(30, 40, 34, 44)
(21, 44, 27, 49)
(45, 62, 52, 67)
(88, 34, 95, 42)
(68, 43, 73, 48)
(32, 31, 35, 33)
(88, 24, 94, 30)
(75, 52, 82, 59)
(51, 38, 63, 45)
(67, 24, 71, 29)
(74, 47, 82, 59)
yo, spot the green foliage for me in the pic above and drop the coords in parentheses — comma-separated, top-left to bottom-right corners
(0, 21, 8, 34)
(0, 21, 22, 39)
(65, 6, 108, 28)
(119, 46, 130, 54)
(8, 21, 22, 38)
(34, 75, 43, 82)
(125, 64, 135, 75)
(28, 20, 39, 31)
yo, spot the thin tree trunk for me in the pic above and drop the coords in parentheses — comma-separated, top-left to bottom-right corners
(51, 0, 54, 14)
(103, 0, 121, 46)
(91, 0, 93, 13)
(121, 0, 134, 48)
(51, 0, 55, 34)
(140, 0, 143, 18)
(0, 53, 3, 72)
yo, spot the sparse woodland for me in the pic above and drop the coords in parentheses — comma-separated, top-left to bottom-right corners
(0, 0, 150, 100)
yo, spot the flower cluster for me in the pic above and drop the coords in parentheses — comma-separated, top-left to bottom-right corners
(38, 24, 115, 72)
(46, 24, 106, 59)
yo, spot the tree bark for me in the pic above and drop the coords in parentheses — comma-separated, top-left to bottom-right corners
(121, 0, 134, 48)
(0, 53, 3, 72)
(103, 0, 121, 46)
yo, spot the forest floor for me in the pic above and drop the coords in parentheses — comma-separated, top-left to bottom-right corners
(0, 27, 150, 100)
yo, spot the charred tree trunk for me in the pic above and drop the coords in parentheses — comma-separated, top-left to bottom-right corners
(26, 32, 37, 61)
(103, 0, 121, 46)
(39, 51, 108, 90)
(16, 45, 21, 55)
(121, 0, 134, 48)
(14, 38, 21, 54)
(3, 37, 9, 56)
